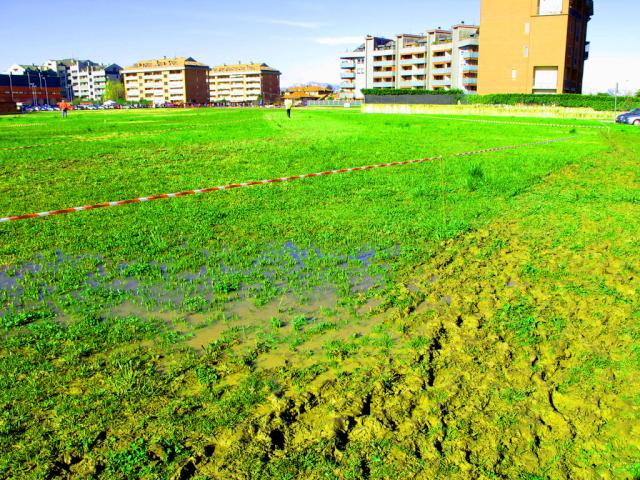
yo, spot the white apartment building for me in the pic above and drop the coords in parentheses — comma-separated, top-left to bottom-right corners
(64, 61, 121, 101)
(340, 24, 479, 99)
(6, 59, 122, 101)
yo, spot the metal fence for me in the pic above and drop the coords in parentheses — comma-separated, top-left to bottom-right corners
(307, 100, 363, 107)
(363, 94, 459, 105)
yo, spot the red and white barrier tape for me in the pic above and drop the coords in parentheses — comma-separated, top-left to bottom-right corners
(0, 137, 573, 223)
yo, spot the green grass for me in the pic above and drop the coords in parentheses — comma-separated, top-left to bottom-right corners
(0, 108, 638, 479)
(0, 108, 606, 316)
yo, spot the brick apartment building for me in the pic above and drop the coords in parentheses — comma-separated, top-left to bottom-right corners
(122, 57, 209, 105)
(0, 72, 62, 107)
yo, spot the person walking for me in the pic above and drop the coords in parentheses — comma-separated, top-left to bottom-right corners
(58, 100, 70, 118)
(284, 98, 293, 118)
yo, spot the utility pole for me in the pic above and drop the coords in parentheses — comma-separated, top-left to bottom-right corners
(614, 82, 619, 113)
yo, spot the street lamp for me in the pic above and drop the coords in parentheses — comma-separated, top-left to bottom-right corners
(8, 72, 14, 101)
(43, 76, 50, 105)
(29, 83, 37, 106)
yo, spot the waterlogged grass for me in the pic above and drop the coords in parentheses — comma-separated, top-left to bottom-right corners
(0, 108, 607, 316)
(0, 108, 639, 478)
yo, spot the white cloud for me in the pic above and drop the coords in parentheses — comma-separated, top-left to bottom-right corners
(314, 36, 364, 46)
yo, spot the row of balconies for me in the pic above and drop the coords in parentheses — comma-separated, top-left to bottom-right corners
(400, 69, 426, 76)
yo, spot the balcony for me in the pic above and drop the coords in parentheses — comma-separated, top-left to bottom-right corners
(340, 83, 356, 89)
(400, 58, 426, 66)
(341, 61, 355, 68)
(373, 60, 395, 67)
(432, 55, 452, 63)
(463, 77, 478, 85)
(432, 43, 452, 52)
(457, 37, 480, 48)
(341, 72, 356, 79)
(373, 71, 394, 78)
(432, 67, 452, 75)
(400, 46, 427, 54)
(400, 69, 426, 76)
(463, 65, 479, 73)
(431, 79, 452, 86)
(399, 81, 426, 88)
(461, 51, 479, 59)
(372, 82, 395, 88)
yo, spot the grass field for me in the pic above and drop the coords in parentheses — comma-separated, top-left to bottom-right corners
(0, 108, 639, 479)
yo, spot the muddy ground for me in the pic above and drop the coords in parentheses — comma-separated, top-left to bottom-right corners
(165, 136, 640, 479)
(2, 131, 639, 480)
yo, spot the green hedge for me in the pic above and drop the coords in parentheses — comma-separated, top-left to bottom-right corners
(362, 88, 464, 96)
(361, 90, 637, 112)
(467, 93, 636, 111)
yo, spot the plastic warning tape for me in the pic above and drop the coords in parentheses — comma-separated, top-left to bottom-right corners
(0, 137, 573, 223)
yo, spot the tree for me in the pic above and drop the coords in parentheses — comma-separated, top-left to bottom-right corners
(636, 89, 640, 98)
(104, 80, 125, 102)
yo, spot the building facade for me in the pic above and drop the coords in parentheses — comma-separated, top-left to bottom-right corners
(122, 57, 209, 105)
(283, 85, 333, 104)
(478, 0, 593, 94)
(340, 25, 479, 99)
(7, 60, 122, 101)
(209, 63, 281, 105)
(62, 61, 121, 101)
(0, 73, 62, 106)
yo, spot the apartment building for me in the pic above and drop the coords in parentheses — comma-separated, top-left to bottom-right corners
(209, 63, 281, 105)
(7, 60, 122, 100)
(0, 73, 62, 106)
(478, 0, 593, 94)
(340, 25, 479, 99)
(64, 61, 121, 100)
(283, 85, 333, 104)
(122, 57, 209, 105)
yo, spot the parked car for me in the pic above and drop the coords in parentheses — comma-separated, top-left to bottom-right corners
(616, 108, 640, 126)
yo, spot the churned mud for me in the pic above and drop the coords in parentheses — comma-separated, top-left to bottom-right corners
(3, 132, 639, 480)
(173, 138, 640, 479)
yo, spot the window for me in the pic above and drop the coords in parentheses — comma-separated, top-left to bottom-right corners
(538, 0, 563, 15)
(524, 46, 529, 58)
(525, 22, 531, 34)
(512, 69, 517, 80)
(533, 66, 558, 90)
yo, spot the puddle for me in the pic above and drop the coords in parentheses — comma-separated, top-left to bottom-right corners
(1, 241, 394, 323)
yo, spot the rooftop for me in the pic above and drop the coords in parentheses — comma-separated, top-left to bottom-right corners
(211, 63, 281, 74)
(124, 57, 209, 70)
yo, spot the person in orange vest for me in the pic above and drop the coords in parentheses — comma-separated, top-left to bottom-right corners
(58, 100, 70, 118)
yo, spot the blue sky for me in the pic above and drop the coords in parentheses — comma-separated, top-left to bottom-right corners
(1, 0, 638, 93)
